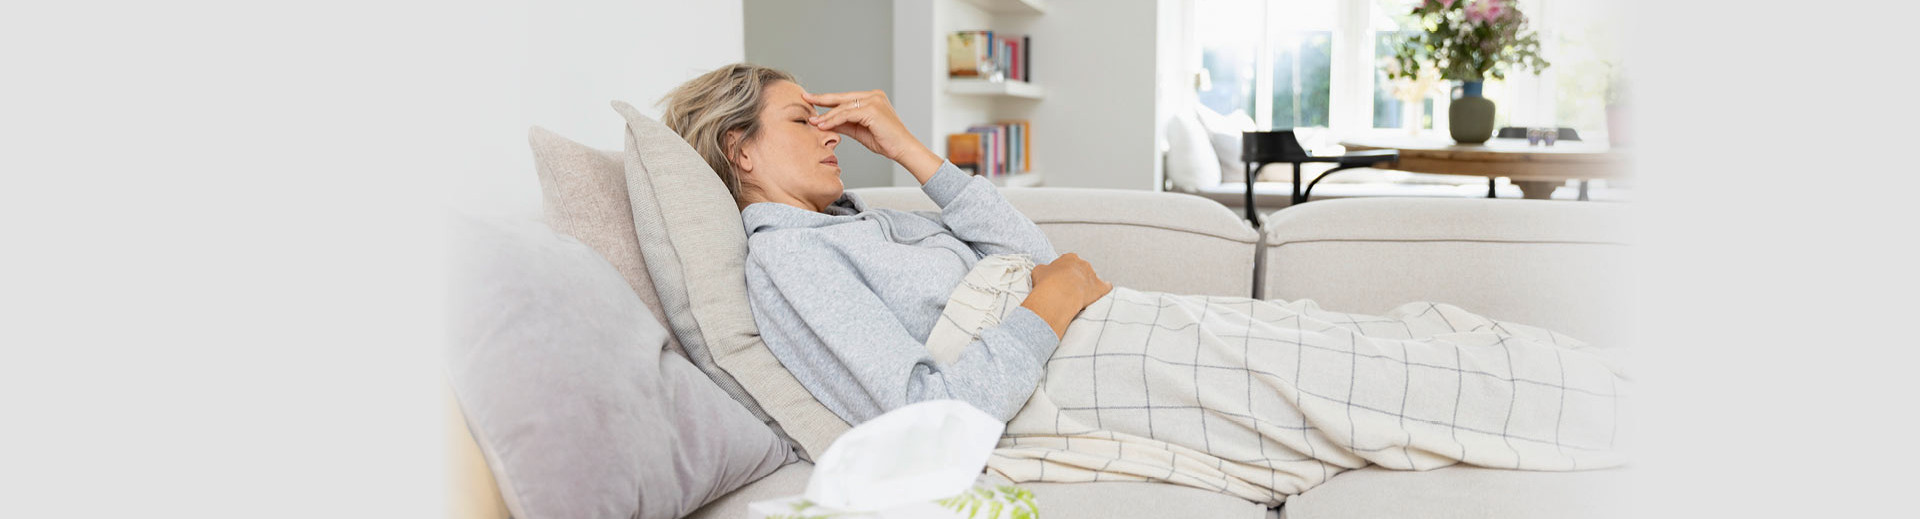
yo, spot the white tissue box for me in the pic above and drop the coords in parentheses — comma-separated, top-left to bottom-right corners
(772, 401, 1036, 519)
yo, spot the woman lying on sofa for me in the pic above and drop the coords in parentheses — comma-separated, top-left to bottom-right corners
(659, 64, 1099, 424)
(659, 63, 1625, 505)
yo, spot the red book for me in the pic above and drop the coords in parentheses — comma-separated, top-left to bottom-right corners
(1007, 38, 1021, 81)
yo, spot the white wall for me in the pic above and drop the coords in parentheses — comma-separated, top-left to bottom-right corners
(1017, 0, 1164, 190)
(890, 0, 938, 186)
(451, 0, 745, 217)
(744, 0, 896, 190)
(1155, 0, 1195, 191)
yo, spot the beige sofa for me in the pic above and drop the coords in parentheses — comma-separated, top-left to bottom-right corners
(449, 177, 1631, 518)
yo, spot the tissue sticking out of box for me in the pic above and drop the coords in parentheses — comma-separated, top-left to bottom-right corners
(803, 400, 1006, 512)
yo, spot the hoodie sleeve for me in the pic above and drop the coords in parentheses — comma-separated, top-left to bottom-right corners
(917, 161, 1059, 263)
(745, 233, 1061, 424)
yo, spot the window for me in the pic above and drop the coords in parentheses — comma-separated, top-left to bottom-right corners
(1195, 0, 1334, 130)
(1536, 0, 1620, 134)
(1193, 0, 1621, 140)
(1267, 0, 1335, 129)
(1196, 0, 1262, 121)
(1371, 0, 1430, 129)
(1272, 31, 1334, 129)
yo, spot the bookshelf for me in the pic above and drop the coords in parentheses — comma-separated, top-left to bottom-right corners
(958, 0, 1047, 16)
(947, 78, 1044, 99)
(892, 0, 1046, 188)
(892, 0, 1162, 191)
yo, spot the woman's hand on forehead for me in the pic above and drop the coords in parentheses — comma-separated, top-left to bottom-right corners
(802, 89, 944, 182)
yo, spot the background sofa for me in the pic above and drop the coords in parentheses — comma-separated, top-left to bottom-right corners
(444, 123, 1631, 519)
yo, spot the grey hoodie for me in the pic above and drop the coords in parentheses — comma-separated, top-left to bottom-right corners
(742, 161, 1061, 425)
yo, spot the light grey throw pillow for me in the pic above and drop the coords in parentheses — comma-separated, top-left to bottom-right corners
(611, 100, 852, 461)
(444, 214, 792, 519)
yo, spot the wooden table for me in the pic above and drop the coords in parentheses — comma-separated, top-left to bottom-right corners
(1340, 136, 1629, 200)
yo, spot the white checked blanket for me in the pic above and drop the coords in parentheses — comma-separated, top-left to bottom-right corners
(929, 255, 1629, 506)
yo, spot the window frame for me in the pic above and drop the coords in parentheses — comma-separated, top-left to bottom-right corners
(1188, 0, 1586, 144)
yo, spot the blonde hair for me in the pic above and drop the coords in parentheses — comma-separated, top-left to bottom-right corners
(658, 63, 797, 207)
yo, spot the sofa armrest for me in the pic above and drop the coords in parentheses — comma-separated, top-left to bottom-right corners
(850, 186, 1262, 298)
(1261, 198, 1633, 347)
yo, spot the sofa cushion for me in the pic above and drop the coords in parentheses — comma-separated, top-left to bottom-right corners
(611, 101, 850, 460)
(849, 186, 1261, 298)
(682, 462, 816, 519)
(444, 382, 510, 519)
(1278, 466, 1627, 519)
(444, 214, 792, 519)
(527, 125, 685, 358)
(1262, 197, 1633, 347)
(1019, 481, 1268, 519)
(685, 462, 1268, 519)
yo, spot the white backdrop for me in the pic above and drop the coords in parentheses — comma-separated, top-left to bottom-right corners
(455, 0, 746, 218)
(5, 1, 1920, 518)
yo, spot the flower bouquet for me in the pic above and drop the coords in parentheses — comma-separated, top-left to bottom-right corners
(1385, 0, 1548, 143)
(1386, 0, 1549, 83)
(1381, 57, 1445, 133)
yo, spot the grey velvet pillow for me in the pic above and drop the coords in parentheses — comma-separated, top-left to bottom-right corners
(444, 214, 793, 519)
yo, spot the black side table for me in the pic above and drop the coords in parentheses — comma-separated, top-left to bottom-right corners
(1240, 130, 1399, 226)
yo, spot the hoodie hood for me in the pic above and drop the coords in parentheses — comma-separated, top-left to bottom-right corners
(741, 192, 869, 236)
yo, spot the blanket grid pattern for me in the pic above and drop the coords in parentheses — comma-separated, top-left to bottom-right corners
(933, 255, 1628, 506)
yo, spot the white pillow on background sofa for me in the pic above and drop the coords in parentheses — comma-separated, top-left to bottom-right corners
(1194, 105, 1257, 184)
(1164, 110, 1220, 192)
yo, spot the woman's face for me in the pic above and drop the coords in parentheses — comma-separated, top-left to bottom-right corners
(733, 80, 842, 211)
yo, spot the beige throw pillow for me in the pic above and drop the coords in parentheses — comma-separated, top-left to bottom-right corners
(611, 100, 851, 461)
(528, 126, 686, 358)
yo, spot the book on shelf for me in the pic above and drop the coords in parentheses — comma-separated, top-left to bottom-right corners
(1002, 37, 1020, 82)
(946, 133, 983, 175)
(1003, 119, 1031, 172)
(947, 31, 988, 78)
(947, 30, 1030, 82)
(965, 125, 1000, 178)
(947, 120, 1031, 180)
(1022, 35, 1030, 82)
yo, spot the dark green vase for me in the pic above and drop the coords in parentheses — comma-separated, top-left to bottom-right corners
(1449, 81, 1495, 144)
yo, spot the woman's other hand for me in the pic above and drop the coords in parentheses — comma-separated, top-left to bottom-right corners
(803, 90, 945, 183)
(1021, 253, 1113, 339)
